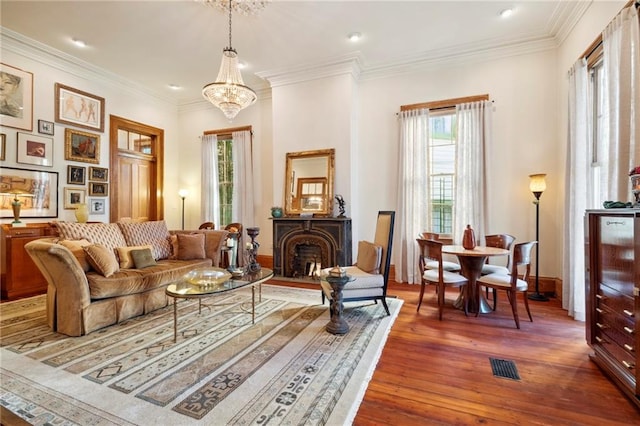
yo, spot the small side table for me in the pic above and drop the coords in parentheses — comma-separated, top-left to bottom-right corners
(325, 274, 351, 335)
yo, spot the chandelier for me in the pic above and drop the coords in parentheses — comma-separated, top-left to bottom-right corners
(202, 0, 257, 120)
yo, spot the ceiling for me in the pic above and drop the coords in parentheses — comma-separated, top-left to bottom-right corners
(1, 1, 590, 104)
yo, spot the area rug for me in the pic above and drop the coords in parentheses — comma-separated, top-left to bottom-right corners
(0, 285, 402, 425)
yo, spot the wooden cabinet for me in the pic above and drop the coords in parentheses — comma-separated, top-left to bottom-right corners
(1, 223, 57, 300)
(585, 210, 640, 408)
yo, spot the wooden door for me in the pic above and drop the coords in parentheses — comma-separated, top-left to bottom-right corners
(109, 115, 163, 223)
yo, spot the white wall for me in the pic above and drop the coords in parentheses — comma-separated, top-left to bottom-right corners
(0, 34, 179, 227)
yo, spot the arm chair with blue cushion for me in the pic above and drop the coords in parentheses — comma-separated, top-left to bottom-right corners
(321, 211, 395, 315)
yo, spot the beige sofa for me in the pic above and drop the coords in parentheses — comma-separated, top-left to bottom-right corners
(25, 221, 228, 337)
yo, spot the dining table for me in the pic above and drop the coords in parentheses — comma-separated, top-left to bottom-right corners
(442, 245, 509, 314)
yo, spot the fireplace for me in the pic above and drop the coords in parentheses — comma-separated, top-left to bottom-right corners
(272, 217, 352, 280)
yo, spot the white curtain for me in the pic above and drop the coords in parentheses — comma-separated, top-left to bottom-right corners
(453, 101, 490, 244)
(232, 130, 255, 262)
(394, 108, 430, 284)
(563, 59, 590, 321)
(602, 4, 640, 199)
(201, 134, 220, 228)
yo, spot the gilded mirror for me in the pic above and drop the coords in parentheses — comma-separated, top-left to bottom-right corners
(285, 149, 335, 216)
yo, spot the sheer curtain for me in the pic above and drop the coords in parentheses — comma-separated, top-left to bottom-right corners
(394, 108, 430, 284)
(201, 134, 220, 227)
(232, 130, 255, 261)
(563, 59, 590, 321)
(453, 101, 491, 244)
(602, 4, 640, 198)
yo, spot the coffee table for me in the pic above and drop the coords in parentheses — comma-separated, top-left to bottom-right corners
(165, 267, 273, 342)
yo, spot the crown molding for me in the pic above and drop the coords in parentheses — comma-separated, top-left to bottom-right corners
(256, 53, 363, 88)
(359, 36, 558, 82)
(1, 27, 177, 106)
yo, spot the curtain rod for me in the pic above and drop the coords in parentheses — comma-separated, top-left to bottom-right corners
(203, 125, 252, 136)
(397, 94, 492, 115)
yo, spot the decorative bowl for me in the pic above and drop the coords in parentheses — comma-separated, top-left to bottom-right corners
(184, 267, 231, 287)
(230, 268, 245, 278)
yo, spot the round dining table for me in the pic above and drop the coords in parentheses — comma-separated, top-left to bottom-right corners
(442, 245, 509, 314)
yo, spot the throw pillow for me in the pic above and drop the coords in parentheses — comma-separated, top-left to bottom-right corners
(83, 244, 120, 277)
(55, 222, 127, 252)
(115, 245, 154, 268)
(117, 221, 172, 260)
(356, 240, 383, 274)
(131, 248, 157, 269)
(59, 239, 92, 272)
(176, 233, 206, 260)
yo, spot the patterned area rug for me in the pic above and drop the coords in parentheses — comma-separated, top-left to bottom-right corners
(0, 285, 402, 425)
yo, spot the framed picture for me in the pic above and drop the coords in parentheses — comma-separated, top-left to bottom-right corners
(89, 166, 108, 182)
(64, 128, 100, 164)
(89, 198, 106, 215)
(17, 132, 53, 167)
(0, 63, 33, 131)
(89, 182, 108, 196)
(67, 165, 86, 185)
(0, 167, 58, 219)
(55, 83, 104, 132)
(64, 187, 86, 209)
(38, 119, 54, 135)
(0, 134, 5, 161)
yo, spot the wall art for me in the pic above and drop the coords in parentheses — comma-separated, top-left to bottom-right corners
(0, 167, 58, 218)
(0, 63, 33, 131)
(17, 132, 53, 167)
(55, 83, 104, 132)
(63, 187, 86, 209)
(67, 165, 86, 185)
(64, 128, 100, 164)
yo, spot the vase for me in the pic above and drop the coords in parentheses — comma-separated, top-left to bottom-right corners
(462, 224, 476, 250)
(75, 203, 89, 223)
(271, 207, 283, 218)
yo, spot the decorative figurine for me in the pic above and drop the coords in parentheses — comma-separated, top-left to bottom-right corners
(335, 194, 346, 218)
(245, 227, 261, 272)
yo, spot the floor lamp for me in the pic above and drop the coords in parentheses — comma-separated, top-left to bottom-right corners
(528, 174, 548, 301)
(178, 189, 188, 230)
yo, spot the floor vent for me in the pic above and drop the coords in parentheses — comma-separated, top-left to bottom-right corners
(490, 357, 520, 380)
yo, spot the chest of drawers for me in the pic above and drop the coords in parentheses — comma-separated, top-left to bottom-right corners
(585, 210, 640, 408)
(1, 223, 57, 300)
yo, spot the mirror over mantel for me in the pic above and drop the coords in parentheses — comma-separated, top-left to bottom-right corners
(284, 149, 335, 217)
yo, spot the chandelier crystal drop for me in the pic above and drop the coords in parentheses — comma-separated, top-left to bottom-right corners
(202, 0, 257, 120)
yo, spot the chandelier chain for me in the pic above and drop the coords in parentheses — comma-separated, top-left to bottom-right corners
(228, 0, 233, 49)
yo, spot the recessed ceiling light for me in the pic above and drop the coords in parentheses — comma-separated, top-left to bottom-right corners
(168, 84, 181, 90)
(71, 38, 86, 48)
(500, 8, 513, 18)
(348, 32, 361, 42)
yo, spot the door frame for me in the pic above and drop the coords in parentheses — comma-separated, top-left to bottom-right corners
(109, 115, 164, 223)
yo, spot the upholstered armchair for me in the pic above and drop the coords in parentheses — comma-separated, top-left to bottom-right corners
(321, 211, 395, 315)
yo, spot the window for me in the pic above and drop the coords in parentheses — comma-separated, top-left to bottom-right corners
(429, 112, 456, 234)
(217, 137, 233, 226)
(589, 58, 607, 208)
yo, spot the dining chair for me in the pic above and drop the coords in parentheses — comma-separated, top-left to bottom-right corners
(476, 241, 537, 329)
(481, 233, 516, 302)
(198, 222, 215, 230)
(321, 211, 395, 315)
(419, 232, 461, 272)
(416, 238, 468, 319)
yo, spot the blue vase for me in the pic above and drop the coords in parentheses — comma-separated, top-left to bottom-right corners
(271, 207, 283, 218)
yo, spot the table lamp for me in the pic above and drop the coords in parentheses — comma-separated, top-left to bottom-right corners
(1, 189, 35, 227)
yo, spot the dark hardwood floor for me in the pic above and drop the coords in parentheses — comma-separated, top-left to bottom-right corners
(269, 279, 640, 425)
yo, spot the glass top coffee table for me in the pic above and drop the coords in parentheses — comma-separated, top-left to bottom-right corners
(166, 267, 274, 342)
